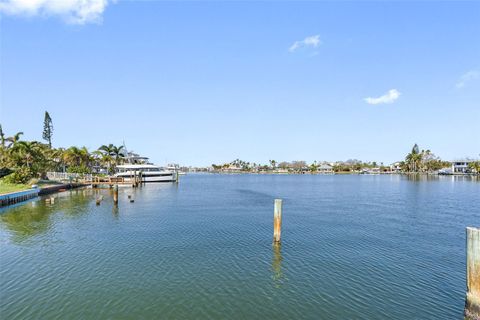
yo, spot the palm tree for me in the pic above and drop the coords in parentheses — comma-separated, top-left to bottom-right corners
(269, 160, 277, 169)
(50, 147, 66, 172)
(405, 144, 422, 172)
(63, 146, 91, 167)
(469, 161, 480, 174)
(10, 141, 42, 169)
(6, 131, 24, 148)
(98, 144, 125, 174)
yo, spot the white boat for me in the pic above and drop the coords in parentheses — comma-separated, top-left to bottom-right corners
(115, 164, 177, 183)
(166, 163, 186, 176)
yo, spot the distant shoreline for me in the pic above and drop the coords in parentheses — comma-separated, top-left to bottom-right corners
(204, 171, 478, 176)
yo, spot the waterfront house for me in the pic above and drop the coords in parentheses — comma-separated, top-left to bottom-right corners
(223, 164, 242, 173)
(451, 159, 475, 174)
(371, 167, 381, 174)
(390, 162, 402, 173)
(317, 164, 333, 174)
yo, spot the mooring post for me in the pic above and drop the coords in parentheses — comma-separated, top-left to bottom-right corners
(113, 184, 119, 205)
(466, 227, 480, 320)
(273, 199, 283, 244)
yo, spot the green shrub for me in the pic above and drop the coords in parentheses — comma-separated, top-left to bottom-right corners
(2, 167, 34, 184)
(67, 165, 91, 174)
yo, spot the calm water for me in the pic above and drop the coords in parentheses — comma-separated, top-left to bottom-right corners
(0, 174, 478, 319)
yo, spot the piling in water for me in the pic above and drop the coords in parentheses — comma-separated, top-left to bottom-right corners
(113, 185, 119, 205)
(466, 227, 480, 320)
(132, 171, 138, 188)
(273, 199, 282, 244)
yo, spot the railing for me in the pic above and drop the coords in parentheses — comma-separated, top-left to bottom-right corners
(46, 172, 93, 182)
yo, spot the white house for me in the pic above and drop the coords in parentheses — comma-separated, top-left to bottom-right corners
(390, 162, 402, 173)
(451, 159, 474, 174)
(317, 164, 333, 174)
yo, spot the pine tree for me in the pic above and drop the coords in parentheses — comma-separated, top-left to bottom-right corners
(0, 124, 5, 147)
(43, 111, 53, 148)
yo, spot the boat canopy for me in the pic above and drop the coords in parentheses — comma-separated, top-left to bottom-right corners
(116, 164, 163, 170)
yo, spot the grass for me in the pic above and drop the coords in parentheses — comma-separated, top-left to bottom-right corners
(0, 181, 31, 195)
(0, 178, 66, 195)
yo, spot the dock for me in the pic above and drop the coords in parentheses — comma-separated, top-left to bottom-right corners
(87, 175, 143, 187)
(0, 188, 39, 207)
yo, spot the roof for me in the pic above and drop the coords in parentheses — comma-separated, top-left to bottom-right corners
(117, 164, 161, 169)
(451, 159, 478, 163)
(318, 164, 333, 169)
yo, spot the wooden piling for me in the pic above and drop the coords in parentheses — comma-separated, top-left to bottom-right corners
(466, 227, 480, 319)
(132, 171, 136, 188)
(113, 185, 119, 205)
(273, 199, 282, 244)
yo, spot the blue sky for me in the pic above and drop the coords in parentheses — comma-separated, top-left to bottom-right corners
(1, 1, 479, 166)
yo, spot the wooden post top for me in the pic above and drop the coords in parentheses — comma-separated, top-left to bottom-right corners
(466, 226, 480, 319)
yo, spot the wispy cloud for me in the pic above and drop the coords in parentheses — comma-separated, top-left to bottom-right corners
(455, 70, 479, 89)
(364, 89, 401, 105)
(289, 35, 321, 53)
(0, 0, 115, 24)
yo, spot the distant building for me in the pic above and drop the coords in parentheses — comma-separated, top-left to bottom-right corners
(317, 164, 333, 174)
(223, 164, 242, 173)
(451, 159, 475, 174)
(390, 162, 402, 173)
(370, 167, 381, 174)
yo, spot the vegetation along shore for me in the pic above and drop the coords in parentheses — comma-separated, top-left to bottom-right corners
(0, 112, 132, 194)
(1, 112, 479, 196)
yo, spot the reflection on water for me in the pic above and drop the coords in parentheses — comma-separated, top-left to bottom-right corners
(403, 173, 479, 182)
(0, 175, 478, 319)
(0, 189, 94, 242)
(112, 203, 119, 218)
(272, 243, 283, 287)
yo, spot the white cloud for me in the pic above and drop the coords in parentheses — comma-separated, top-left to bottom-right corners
(0, 0, 114, 24)
(456, 70, 479, 88)
(364, 89, 401, 105)
(289, 35, 321, 52)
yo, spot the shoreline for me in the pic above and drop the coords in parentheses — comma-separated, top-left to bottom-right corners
(0, 183, 88, 207)
(207, 171, 478, 176)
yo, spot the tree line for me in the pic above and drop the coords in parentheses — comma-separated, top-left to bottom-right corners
(211, 144, 479, 174)
(0, 112, 131, 184)
(2, 111, 479, 184)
